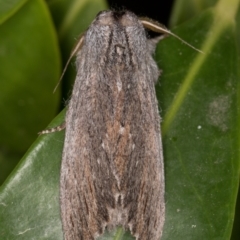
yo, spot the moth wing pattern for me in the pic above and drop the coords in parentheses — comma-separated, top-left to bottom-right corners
(60, 10, 165, 240)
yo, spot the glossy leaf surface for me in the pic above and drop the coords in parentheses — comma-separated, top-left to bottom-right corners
(0, 0, 61, 183)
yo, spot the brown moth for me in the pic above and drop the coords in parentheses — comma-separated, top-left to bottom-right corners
(61, 10, 165, 240)
(41, 9, 201, 240)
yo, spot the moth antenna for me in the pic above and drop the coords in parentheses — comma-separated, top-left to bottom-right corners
(140, 18, 204, 54)
(53, 33, 85, 93)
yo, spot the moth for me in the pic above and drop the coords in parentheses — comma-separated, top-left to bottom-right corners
(41, 9, 201, 240)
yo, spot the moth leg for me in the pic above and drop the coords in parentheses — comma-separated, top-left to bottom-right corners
(38, 122, 66, 135)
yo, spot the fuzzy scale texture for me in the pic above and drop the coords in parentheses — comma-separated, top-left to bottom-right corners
(60, 10, 165, 240)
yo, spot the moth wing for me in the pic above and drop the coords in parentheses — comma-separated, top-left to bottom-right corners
(60, 17, 165, 240)
(60, 53, 118, 239)
(119, 69, 165, 239)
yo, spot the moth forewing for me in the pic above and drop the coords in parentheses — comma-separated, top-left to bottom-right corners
(59, 10, 165, 240)
(40, 10, 166, 240)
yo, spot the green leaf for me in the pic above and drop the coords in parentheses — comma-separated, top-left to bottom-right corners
(157, 0, 240, 239)
(0, 0, 239, 239)
(169, 0, 218, 27)
(0, 110, 65, 239)
(0, 0, 28, 24)
(169, 0, 240, 71)
(0, 0, 61, 184)
(168, 0, 240, 239)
